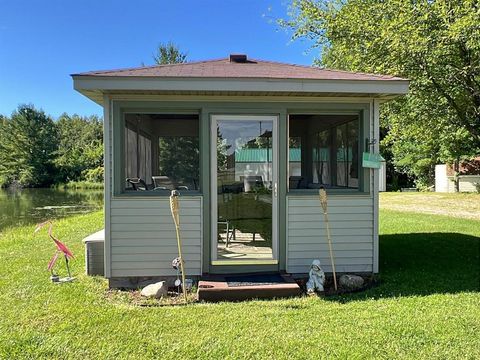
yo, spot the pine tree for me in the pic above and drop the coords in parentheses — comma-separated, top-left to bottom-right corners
(152, 42, 187, 65)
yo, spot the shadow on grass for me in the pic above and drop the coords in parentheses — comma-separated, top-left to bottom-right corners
(327, 232, 480, 302)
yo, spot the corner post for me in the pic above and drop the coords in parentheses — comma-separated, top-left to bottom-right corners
(372, 99, 380, 273)
(103, 94, 112, 278)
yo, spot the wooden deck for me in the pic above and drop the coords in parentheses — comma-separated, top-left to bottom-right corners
(197, 273, 302, 302)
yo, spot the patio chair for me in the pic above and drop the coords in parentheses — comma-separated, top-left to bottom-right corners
(218, 218, 235, 247)
(126, 178, 147, 191)
(152, 176, 172, 190)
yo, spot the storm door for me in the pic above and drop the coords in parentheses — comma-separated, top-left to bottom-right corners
(211, 115, 278, 264)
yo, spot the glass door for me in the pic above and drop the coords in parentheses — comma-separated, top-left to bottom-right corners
(211, 115, 278, 264)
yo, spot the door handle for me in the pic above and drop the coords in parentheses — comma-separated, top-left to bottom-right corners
(273, 182, 278, 197)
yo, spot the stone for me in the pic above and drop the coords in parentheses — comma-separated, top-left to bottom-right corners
(140, 281, 168, 298)
(339, 275, 364, 291)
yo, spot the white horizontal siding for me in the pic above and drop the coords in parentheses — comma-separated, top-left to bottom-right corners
(289, 213, 373, 222)
(459, 176, 480, 192)
(111, 231, 200, 241)
(289, 220, 372, 229)
(111, 223, 200, 231)
(111, 207, 200, 215)
(290, 228, 373, 237)
(109, 197, 202, 277)
(111, 262, 202, 272)
(289, 242, 372, 251)
(288, 204, 370, 214)
(111, 200, 201, 209)
(284, 233, 372, 245)
(112, 245, 200, 255)
(113, 253, 201, 262)
(111, 215, 201, 224)
(287, 195, 374, 274)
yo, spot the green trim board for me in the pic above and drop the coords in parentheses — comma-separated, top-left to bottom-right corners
(278, 109, 288, 271)
(200, 109, 210, 273)
(110, 99, 373, 275)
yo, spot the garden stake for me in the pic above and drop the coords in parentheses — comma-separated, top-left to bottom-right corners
(319, 187, 338, 291)
(65, 255, 72, 278)
(169, 190, 187, 301)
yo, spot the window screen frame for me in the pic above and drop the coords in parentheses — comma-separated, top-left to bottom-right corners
(116, 109, 202, 197)
(286, 111, 368, 194)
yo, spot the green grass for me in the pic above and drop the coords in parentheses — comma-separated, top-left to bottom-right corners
(380, 192, 480, 220)
(0, 209, 479, 359)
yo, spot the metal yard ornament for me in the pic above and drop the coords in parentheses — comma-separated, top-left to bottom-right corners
(319, 187, 338, 291)
(169, 190, 187, 301)
(172, 257, 182, 292)
(34, 220, 75, 283)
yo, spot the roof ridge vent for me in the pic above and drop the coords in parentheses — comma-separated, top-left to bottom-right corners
(229, 54, 248, 63)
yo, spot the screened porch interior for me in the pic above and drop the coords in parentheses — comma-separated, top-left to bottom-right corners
(124, 113, 200, 193)
(121, 112, 363, 263)
(288, 114, 360, 191)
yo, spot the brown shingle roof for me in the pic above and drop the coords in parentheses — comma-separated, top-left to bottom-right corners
(73, 58, 405, 81)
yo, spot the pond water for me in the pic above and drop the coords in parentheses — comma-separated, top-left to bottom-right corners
(0, 188, 103, 230)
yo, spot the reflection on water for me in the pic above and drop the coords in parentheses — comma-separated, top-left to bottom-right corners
(0, 188, 103, 230)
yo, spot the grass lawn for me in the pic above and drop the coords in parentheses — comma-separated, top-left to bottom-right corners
(380, 192, 480, 220)
(0, 199, 479, 358)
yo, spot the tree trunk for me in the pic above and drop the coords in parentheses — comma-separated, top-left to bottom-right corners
(454, 157, 460, 193)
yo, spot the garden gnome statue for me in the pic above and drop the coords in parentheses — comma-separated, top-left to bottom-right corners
(306, 259, 325, 294)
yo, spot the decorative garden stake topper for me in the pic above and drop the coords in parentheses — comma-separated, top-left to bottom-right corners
(34, 220, 75, 283)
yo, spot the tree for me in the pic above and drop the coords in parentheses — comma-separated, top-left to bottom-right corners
(54, 114, 103, 183)
(158, 136, 199, 186)
(216, 128, 229, 173)
(0, 105, 58, 187)
(153, 42, 187, 65)
(151, 43, 193, 185)
(281, 0, 480, 186)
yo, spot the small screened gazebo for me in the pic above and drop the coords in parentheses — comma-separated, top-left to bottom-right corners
(73, 54, 408, 287)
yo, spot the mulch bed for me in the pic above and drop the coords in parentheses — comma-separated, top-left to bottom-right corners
(105, 275, 378, 306)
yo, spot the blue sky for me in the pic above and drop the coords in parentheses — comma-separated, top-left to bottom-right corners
(0, 0, 317, 118)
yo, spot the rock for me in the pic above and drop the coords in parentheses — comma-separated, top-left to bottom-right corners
(140, 281, 168, 298)
(339, 275, 364, 291)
